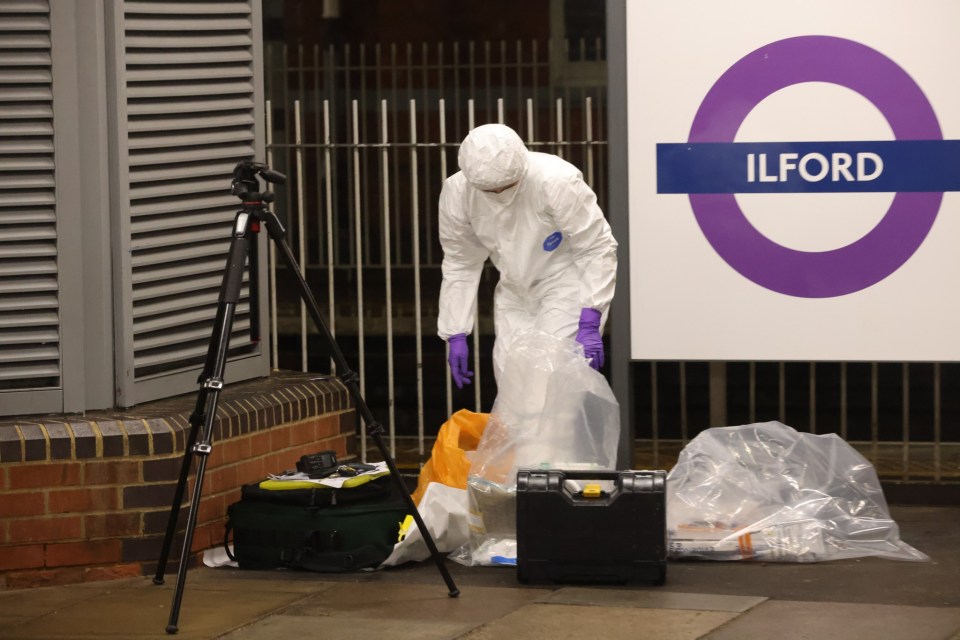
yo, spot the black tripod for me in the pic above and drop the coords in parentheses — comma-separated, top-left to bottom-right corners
(153, 161, 459, 634)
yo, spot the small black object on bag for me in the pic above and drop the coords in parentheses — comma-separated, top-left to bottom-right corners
(296, 450, 339, 478)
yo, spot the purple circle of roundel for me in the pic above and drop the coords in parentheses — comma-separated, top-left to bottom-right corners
(688, 35, 943, 298)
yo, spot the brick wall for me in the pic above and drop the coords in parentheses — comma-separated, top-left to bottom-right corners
(0, 371, 356, 589)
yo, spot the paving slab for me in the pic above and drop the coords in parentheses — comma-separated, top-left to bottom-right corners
(458, 602, 738, 640)
(0, 584, 102, 620)
(541, 587, 766, 612)
(278, 581, 544, 623)
(0, 578, 326, 640)
(703, 600, 960, 640)
(221, 582, 546, 640)
(221, 613, 476, 640)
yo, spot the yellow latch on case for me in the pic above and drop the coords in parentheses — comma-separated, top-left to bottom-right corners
(583, 483, 602, 498)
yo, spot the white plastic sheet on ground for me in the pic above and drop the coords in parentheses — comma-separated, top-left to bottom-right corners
(379, 482, 470, 567)
(453, 330, 621, 566)
(666, 421, 929, 562)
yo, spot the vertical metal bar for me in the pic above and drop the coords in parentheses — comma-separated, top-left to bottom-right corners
(651, 362, 660, 468)
(380, 100, 396, 457)
(778, 361, 786, 423)
(397, 44, 410, 263)
(468, 100, 481, 411)
(282, 45, 294, 271)
(360, 45, 371, 267)
(555, 97, 564, 159)
(314, 45, 323, 269)
(547, 39, 554, 138)
(679, 361, 688, 444)
(749, 361, 756, 423)
(456, 41, 464, 139)
(484, 40, 492, 121)
(422, 42, 434, 266)
(297, 44, 305, 127)
(809, 362, 816, 434)
(345, 45, 355, 266)
(293, 43, 306, 267)
(516, 40, 523, 127)
(466, 40, 474, 130)
(934, 362, 941, 482)
(532, 40, 539, 133)
(709, 362, 727, 428)
(585, 96, 594, 188)
(328, 45, 341, 266)
(526, 98, 534, 143)
(440, 98, 453, 420)
(266, 100, 278, 371)
(294, 100, 308, 371)
(596, 59, 608, 212)
(840, 362, 848, 441)
(323, 100, 335, 374)
(871, 362, 879, 466)
(500, 39, 507, 103)
(902, 363, 909, 481)
(410, 98, 426, 458)
(497, 97, 504, 124)
(352, 99, 367, 459)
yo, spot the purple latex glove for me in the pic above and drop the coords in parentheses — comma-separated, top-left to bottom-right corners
(575, 308, 604, 370)
(447, 333, 473, 388)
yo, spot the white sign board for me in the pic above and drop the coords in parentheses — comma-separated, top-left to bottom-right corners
(627, 0, 960, 361)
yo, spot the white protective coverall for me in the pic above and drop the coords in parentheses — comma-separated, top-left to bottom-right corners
(437, 123, 618, 380)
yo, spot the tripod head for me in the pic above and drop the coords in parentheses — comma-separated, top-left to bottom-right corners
(231, 161, 286, 203)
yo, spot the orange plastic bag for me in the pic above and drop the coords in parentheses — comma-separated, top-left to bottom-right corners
(411, 409, 488, 505)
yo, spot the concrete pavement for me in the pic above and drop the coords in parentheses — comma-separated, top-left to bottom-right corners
(1, 504, 958, 639)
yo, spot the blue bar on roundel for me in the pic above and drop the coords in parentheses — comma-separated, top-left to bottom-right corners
(655, 140, 960, 194)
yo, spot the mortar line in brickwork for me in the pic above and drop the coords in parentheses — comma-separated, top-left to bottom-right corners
(11, 425, 25, 462)
(117, 421, 131, 457)
(88, 422, 104, 458)
(274, 389, 293, 421)
(289, 386, 307, 418)
(268, 393, 285, 423)
(242, 398, 260, 430)
(287, 388, 304, 422)
(36, 424, 51, 461)
(141, 419, 155, 456)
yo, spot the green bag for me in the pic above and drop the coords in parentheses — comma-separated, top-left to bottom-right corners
(225, 478, 409, 572)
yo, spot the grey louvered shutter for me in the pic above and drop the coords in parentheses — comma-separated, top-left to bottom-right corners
(0, 0, 63, 414)
(109, 0, 268, 406)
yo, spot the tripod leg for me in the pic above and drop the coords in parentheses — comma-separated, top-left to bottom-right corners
(161, 213, 253, 633)
(152, 396, 203, 585)
(264, 213, 459, 597)
(164, 306, 236, 635)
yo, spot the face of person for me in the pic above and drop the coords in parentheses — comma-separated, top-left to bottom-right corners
(482, 180, 519, 194)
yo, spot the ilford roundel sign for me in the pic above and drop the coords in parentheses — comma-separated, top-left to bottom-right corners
(656, 36, 956, 298)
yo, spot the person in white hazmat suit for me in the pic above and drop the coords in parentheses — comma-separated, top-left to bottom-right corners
(437, 123, 618, 387)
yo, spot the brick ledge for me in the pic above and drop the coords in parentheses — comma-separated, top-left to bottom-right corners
(0, 371, 354, 463)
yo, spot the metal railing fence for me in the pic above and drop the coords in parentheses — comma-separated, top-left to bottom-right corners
(262, 39, 958, 483)
(265, 93, 606, 461)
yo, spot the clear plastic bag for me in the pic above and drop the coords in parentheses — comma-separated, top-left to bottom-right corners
(666, 421, 928, 563)
(454, 331, 621, 566)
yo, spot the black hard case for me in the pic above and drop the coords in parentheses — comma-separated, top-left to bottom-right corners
(516, 469, 667, 585)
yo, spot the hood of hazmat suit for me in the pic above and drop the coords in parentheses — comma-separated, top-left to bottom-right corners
(437, 124, 618, 378)
(457, 123, 529, 193)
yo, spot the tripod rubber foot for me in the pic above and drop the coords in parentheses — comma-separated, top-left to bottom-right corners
(448, 588, 460, 598)
(153, 577, 165, 585)
(166, 624, 179, 634)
